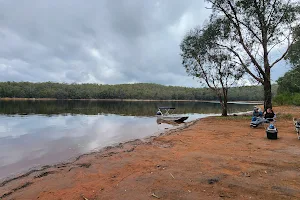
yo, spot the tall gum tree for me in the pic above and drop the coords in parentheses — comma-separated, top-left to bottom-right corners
(180, 27, 244, 116)
(199, 0, 300, 110)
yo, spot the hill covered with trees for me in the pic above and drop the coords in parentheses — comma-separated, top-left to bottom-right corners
(0, 82, 277, 101)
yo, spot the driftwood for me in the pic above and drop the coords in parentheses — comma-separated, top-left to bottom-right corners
(170, 173, 175, 179)
(151, 193, 160, 199)
(81, 194, 89, 200)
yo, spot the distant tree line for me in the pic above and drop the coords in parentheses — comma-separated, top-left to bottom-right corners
(0, 82, 277, 101)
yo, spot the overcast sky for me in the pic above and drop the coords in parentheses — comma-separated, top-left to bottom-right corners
(0, 0, 291, 87)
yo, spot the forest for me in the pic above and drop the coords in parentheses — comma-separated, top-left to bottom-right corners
(0, 82, 277, 101)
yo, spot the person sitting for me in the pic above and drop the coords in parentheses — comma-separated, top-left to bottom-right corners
(264, 108, 276, 121)
(252, 107, 263, 118)
(250, 107, 264, 127)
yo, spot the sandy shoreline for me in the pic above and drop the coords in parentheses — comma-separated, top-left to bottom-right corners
(0, 118, 201, 183)
(1, 106, 300, 200)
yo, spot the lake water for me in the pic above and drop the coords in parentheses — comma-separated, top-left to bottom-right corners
(0, 100, 255, 179)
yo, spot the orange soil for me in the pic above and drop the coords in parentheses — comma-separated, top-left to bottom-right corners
(1, 106, 300, 200)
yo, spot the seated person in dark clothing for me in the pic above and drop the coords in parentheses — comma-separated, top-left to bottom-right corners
(264, 108, 275, 120)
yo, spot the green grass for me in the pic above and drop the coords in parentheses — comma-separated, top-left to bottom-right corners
(276, 113, 293, 120)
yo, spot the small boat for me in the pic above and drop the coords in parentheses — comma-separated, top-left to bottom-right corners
(156, 118, 183, 126)
(156, 107, 189, 122)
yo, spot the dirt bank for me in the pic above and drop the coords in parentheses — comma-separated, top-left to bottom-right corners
(1, 106, 300, 200)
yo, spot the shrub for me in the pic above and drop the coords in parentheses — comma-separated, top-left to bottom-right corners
(273, 93, 293, 105)
(292, 93, 300, 106)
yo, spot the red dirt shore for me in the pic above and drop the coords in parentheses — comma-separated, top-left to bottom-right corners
(1, 106, 300, 200)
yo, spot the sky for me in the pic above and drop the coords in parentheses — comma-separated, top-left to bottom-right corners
(0, 0, 291, 87)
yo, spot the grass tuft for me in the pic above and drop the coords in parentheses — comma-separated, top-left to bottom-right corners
(276, 113, 293, 120)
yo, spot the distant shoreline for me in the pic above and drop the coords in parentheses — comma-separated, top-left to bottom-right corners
(0, 97, 263, 104)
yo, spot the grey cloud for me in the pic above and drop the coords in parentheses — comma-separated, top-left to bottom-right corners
(0, 0, 287, 87)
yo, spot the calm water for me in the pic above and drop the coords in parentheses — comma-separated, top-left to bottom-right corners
(0, 100, 255, 179)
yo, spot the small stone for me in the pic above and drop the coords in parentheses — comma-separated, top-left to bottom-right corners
(243, 172, 251, 177)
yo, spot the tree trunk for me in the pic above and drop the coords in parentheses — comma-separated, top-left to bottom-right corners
(261, 25, 272, 111)
(222, 90, 228, 116)
(221, 103, 228, 116)
(219, 90, 228, 116)
(264, 76, 272, 111)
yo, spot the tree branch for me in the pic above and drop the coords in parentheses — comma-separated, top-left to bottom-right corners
(267, 0, 292, 41)
(268, 32, 292, 54)
(270, 37, 296, 68)
(215, 43, 264, 83)
(227, 0, 262, 43)
(266, 0, 278, 26)
(195, 57, 216, 90)
(225, 0, 265, 74)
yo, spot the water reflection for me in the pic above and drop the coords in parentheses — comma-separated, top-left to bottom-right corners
(0, 114, 176, 179)
(0, 100, 255, 116)
(0, 100, 255, 179)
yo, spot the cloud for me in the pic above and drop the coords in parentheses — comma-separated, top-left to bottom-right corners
(0, 0, 290, 87)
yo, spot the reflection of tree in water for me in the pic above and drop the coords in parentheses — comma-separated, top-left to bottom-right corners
(0, 100, 254, 116)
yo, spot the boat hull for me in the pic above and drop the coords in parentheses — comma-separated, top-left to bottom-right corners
(157, 115, 189, 122)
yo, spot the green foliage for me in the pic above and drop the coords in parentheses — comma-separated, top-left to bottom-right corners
(277, 68, 300, 94)
(180, 20, 246, 116)
(180, 26, 244, 86)
(273, 93, 300, 106)
(273, 93, 293, 105)
(0, 81, 273, 101)
(286, 26, 300, 69)
(292, 93, 300, 106)
(203, 0, 300, 109)
(275, 59, 300, 106)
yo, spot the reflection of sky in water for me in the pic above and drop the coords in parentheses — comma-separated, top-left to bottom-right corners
(0, 101, 253, 180)
(1, 114, 211, 179)
(0, 100, 256, 179)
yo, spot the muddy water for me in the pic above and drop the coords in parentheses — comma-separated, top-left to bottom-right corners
(0, 100, 255, 179)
